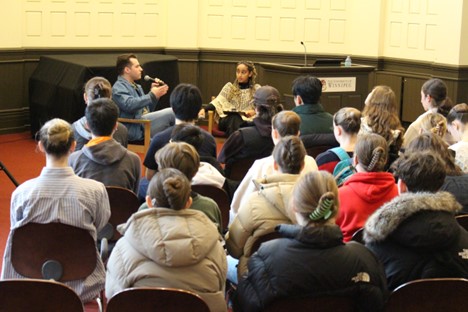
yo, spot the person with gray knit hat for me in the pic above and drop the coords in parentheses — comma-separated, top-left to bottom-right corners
(218, 85, 283, 179)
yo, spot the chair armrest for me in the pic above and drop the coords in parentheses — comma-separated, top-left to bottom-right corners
(117, 118, 150, 125)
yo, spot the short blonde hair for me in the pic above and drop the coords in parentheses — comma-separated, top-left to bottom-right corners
(155, 142, 200, 181)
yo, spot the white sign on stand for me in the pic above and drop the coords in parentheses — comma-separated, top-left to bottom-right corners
(319, 77, 356, 93)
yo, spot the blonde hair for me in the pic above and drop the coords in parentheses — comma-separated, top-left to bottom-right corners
(419, 112, 447, 138)
(292, 171, 339, 225)
(147, 168, 191, 210)
(155, 142, 200, 181)
(362, 86, 405, 148)
(37, 118, 74, 158)
(355, 133, 388, 172)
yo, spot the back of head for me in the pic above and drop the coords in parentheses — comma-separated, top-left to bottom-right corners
(253, 85, 283, 122)
(116, 53, 137, 75)
(85, 98, 119, 136)
(421, 78, 447, 108)
(272, 136, 306, 174)
(170, 83, 202, 121)
(333, 107, 361, 134)
(37, 118, 74, 158)
(292, 75, 323, 104)
(155, 141, 200, 181)
(84, 77, 112, 103)
(147, 168, 191, 210)
(419, 112, 447, 138)
(405, 132, 462, 176)
(364, 85, 398, 115)
(393, 152, 446, 192)
(171, 123, 204, 151)
(272, 110, 301, 137)
(355, 133, 388, 172)
(447, 103, 468, 124)
(292, 171, 339, 225)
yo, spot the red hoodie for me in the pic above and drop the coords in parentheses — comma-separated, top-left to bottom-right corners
(337, 172, 398, 242)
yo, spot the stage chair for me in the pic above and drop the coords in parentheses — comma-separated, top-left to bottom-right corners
(384, 278, 468, 312)
(106, 287, 210, 312)
(98, 186, 140, 243)
(0, 279, 84, 312)
(300, 133, 339, 158)
(264, 296, 356, 312)
(118, 117, 151, 154)
(456, 214, 468, 231)
(191, 184, 230, 233)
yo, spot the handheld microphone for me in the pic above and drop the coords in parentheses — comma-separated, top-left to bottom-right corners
(144, 75, 165, 85)
(300, 41, 307, 67)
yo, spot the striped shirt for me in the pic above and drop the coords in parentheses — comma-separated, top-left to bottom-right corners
(1, 166, 111, 303)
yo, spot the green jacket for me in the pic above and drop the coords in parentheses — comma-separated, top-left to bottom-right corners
(292, 103, 334, 135)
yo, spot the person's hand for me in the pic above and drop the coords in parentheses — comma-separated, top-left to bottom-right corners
(198, 108, 206, 119)
(151, 84, 169, 99)
(244, 109, 256, 118)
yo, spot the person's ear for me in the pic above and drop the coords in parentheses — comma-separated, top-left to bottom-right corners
(273, 160, 279, 172)
(38, 141, 45, 153)
(336, 125, 343, 137)
(184, 196, 193, 209)
(397, 179, 408, 194)
(352, 154, 358, 166)
(296, 95, 303, 105)
(70, 141, 76, 153)
(248, 71, 253, 78)
(146, 195, 153, 208)
(271, 128, 280, 141)
(83, 93, 88, 105)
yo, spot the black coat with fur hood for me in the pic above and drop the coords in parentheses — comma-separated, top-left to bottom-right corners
(364, 191, 468, 290)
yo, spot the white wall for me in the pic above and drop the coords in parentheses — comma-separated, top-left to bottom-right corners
(0, 0, 466, 65)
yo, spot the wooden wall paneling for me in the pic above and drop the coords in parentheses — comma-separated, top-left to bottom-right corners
(401, 77, 426, 123)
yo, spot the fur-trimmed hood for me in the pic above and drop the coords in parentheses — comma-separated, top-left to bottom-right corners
(364, 192, 462, 244)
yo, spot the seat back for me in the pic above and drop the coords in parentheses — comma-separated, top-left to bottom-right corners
(250, 231, 282, 255)
(102, 186, 140, 241)
(191, 184, 230, 233)
(385, 278, 468, 312)
(106, 287, 210, 312)
(0, 279, 84, 312)
(224, 157, 256, 181)
(300, 133, 339, 158)
(118, 117, 151, 154)
(456, 214, 468, 231)
(265, 295, 356, 312)
(11, 223, 96, 281)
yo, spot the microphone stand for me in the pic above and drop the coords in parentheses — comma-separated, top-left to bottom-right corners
(300, 41, 307, 66)
(0, 160, 19, 187)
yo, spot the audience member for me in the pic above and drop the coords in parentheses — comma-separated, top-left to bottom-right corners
(291, 75, 333, 135)
(230, 110, 318, 214)
(236, 171, 388, 312)
(218, 85, 283, 177)
(112, 53, 175, 141)
(403, 133, 468, 213)
(316, 107, 360, 173)
(204, 61, 261, 136)
(418, 111, 447, 137)
(364, 152, 468, 290)
(447, 103, 468, 172)
(143, 83, 216, 181)
(105, 168, 227, 312)
(404, 78, 453, 146)
(140, 142, 223, 234)
(336, 133, 398, 242)
(360, 85, 405, 168)
(225, 136, 306, 283)
(69, 98, 141, 194)
(2, 118, 110, 303)
(72, 76, 128, 150)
